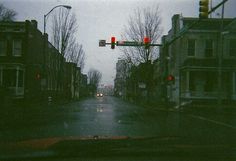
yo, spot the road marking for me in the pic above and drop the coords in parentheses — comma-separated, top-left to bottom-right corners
(188, 114, 236, 130)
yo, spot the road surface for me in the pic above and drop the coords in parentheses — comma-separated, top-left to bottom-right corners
(0, 96, 236, 144)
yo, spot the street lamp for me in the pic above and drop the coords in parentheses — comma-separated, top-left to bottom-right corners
(43, 5, 72, 34)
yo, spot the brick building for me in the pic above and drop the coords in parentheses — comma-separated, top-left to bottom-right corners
(0, 20, 84, 104)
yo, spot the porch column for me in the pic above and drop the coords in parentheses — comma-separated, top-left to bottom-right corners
(186, 71, 190, 97)
(0, 67, 2, 85)
(233, 72, 236, 100)
(16, 67, 19, 95)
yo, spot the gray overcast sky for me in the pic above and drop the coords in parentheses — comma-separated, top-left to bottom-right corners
(2, 0, 236, 85)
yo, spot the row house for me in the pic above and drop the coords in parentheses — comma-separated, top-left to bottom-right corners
(0, 20, 85, 104)
(114, 59, 128, 98)
(0, 20, 44, 101)
(79, 74, 89, 98)
(64, 62, 81, 100)
(160, 14, 236, 105)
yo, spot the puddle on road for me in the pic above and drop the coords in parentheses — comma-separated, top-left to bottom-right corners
(118, 120, 132, 125)
(96, 108, 103, 113)
(96, 104, 104, 113)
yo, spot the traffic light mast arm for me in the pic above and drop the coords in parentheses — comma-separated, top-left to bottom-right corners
(99, 38, 161, 48)
(149, 44, 162, 47)
(208, 0, 228, 15)
(116, 42, 162, 47)
(104, 41, 161, 47)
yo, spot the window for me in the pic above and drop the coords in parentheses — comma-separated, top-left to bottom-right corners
(187, 39, 195, 56)
(0, 40, 7, 56)
(229, 39, 236, 57)
(18, 70, 24, 87)
(189, 72, 196, 91)
(3, 69, 16, 87)
(205, 39, 213, 57)
(12, 39, 22, 56)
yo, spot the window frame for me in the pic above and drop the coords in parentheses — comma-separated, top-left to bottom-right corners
(12, 39, 22, 57)
(205, 39, 213, 58)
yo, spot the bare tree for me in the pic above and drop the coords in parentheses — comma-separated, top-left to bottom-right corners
(0, 3, 17, 21)
(51, 8, 77, 57)
(88, 69, 102, 88)
(51, 8, 86, 91)
(121, 5, 162, 65)
(65, 37, 85, 71)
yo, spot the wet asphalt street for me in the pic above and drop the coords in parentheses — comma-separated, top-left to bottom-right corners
(1, 96, 236, 143)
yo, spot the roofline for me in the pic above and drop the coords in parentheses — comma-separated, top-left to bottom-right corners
(182, 17, 234, 21)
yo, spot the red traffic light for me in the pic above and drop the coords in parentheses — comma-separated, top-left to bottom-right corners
(143, 37, 150, 49)
(111, 36, 116, 49)
(167, 75, 174, 81)
(143, 37, 150, 44)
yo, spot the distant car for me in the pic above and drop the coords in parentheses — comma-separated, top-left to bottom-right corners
(96, 93, 103, 97)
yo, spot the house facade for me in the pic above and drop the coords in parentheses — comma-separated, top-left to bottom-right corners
(0, 20, 44, 101)
(0, 20, 85, 104)
(160, 14, 236, 105)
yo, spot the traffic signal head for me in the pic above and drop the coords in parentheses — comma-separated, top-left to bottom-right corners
(199, 0, 209, 19)
(166, 74, 175, 84)
(111, 37, 116, 49)
(143, 37, 150, 49)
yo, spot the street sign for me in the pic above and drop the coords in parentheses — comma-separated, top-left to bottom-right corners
(99, 40, 106, 47)
(116, 41, 143, 46)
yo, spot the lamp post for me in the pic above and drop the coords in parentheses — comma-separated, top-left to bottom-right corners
(43, 5, 72, 34)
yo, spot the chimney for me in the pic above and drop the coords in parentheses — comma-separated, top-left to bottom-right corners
(171, 14, 181, 35)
